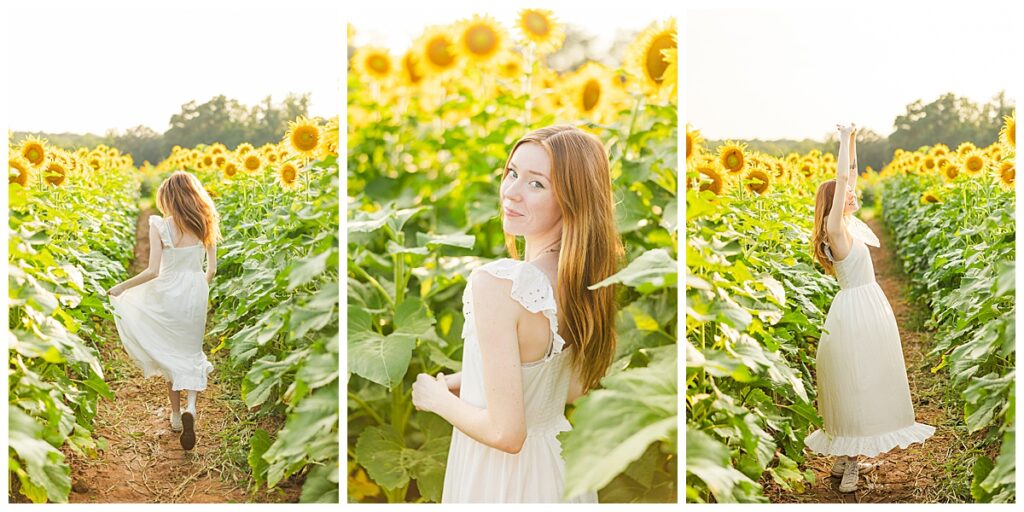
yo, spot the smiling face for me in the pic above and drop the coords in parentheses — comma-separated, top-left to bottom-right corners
(500, 141, 562, 237)
(843, 184, 860, 214)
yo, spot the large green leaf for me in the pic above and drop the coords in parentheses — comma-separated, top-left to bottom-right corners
(561, 345, 676, 499)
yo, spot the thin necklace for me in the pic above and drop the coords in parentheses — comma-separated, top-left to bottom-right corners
(528, 243, 561, 262)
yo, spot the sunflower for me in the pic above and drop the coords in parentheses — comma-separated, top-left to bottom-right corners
(626, 18, 677, 97)
(277, 162, 301, 189)
(1000, 112, 1015, 149)
(659, 36, 678, 103)
(956, 141, 977, 157)
(695, 165, 724, 195)
(284, 116, 322, 158)
(214, 154, 227, 168)
(353, 45, 393, 81)
(223, 160, 240, 179)
(961, 150, 986, 176)
(995, 161, 1014, 190)
(922, 155, 937, 173)
(199, 153, 214, 169)
(930, 144, 950, 157)
(43, 159, 68, 186)
(455, 14, 506, 64)
(920, 190, 941, 204)
(9, 157, 31, 186)
(798, 159, 815, 178)
(517, 8, 565, 54)
(242, 152, 263, 173)
(718, 142, 747, 174)
(568, 62, 610, 120)
(416, 25, 460, 77)
(20, 136, 47, 167)
(686, 126, 704, 163)
(401, 50, 424, 86)
(941, 163, 959, 181)
(235, 142, 254, 156)
(320, 116, 339, 158)
(494, 50, 523, 81)
(744, 168, 771, 195)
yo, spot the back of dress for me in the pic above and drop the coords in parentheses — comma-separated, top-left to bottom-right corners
(441, 258, 597, 503)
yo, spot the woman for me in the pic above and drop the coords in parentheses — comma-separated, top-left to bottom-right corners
(107, 171, 220, 450)
(411, 125, 624, 502)
(807, 124, 935, 493)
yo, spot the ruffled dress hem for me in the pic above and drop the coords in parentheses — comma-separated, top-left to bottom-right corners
(805, 422, 936, 457)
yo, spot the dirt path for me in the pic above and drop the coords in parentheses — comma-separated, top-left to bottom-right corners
(763, 214, 957, 503)
(64, 208, 299, 503)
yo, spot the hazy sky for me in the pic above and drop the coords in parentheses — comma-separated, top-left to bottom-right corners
(687, 2, 1021, 140)
(347, 0, 677, 54)
(7, 0, 341, 134)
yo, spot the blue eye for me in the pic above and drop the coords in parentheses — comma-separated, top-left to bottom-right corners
(530, 181, 544, 189)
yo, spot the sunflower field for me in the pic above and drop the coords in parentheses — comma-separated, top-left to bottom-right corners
(685, 112, 1015, 503)
(347, 9, 678, 503)
(8, 115, 340, 503)
(9, 139, 140, 502)
(158, 115, 340, 502)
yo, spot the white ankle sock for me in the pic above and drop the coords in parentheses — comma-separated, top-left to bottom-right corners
(186, 390, 198, 413)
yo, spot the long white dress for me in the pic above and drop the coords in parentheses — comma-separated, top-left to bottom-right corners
(805, 215, 935, 457)
(441, 258, 598, 503)
(109, 215, 214, 391)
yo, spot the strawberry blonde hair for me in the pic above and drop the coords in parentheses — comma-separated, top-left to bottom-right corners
(156, 171, 222, 248)
(811, 179, 839, 276)
(501, 125, 625, 393)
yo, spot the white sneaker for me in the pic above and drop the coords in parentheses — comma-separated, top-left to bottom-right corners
(170, 411, 183, 432)
(839, 457, 860, 492)
(831, 458, 876, 477)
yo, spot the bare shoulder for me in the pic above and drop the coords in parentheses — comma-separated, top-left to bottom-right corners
(470, 268, 519, 314)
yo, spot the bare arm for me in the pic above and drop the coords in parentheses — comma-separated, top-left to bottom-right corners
(419, 271, 527, 454)
(848, 125, 858, 190)
(205, 242, 217, 284)
(117, 223, 164, 291)
(827, 125, 853, 235)
(566, 365, 585, 404)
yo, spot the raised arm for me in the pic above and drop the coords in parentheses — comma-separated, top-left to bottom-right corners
(848, 124, 858, 190)
(827, 124, 853, 235)
(412, 270, 527, 454)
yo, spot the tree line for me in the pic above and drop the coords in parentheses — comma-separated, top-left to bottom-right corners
(707, 91, 1014, 172)
(15, 93, 311, 166)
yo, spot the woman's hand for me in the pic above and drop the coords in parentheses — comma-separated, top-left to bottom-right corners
(412, 372, 452, 414)
(837, 123, 854, 140)
(106, 284, 126, 297)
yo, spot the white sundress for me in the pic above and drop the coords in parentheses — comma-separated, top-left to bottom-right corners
(109, 215, 214, 391)
(441, 258, 598, 503)
(805, 214, 935, 457)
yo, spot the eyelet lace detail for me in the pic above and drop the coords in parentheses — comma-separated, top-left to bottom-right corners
(460, 258, 565, 363)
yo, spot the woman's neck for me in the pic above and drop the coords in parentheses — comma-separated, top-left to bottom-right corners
(524, 231, 562, 262)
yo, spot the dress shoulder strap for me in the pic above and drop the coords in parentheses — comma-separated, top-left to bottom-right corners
(470, 258, 566, 359)
(150, 215, 174, 248)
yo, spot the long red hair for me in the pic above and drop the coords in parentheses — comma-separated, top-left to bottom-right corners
(501, 125, 625, 393)
(156, 171, 222, 247)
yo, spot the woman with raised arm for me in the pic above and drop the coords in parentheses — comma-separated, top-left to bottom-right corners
(807, 124, 935, 493)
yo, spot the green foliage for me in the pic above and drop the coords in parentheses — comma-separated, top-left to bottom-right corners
(8, 154, 138, 502)
(879, 163, 1014, 503)
(196, 154, 340, 502)
(347, 67, 678, 502)
(686, 180, 835, 502)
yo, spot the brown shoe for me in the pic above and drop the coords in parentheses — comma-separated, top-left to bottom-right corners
(180, 411, 196, 450)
